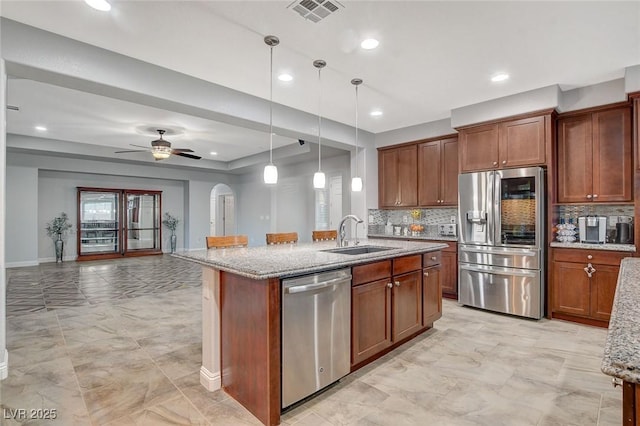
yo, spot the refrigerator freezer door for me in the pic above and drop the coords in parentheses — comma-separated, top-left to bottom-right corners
(458, 171, 493, 246)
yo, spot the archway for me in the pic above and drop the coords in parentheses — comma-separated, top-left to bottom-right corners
(210, 184, 235, 236)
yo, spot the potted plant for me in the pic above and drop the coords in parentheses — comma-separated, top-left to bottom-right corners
(162, 212, 179, 253)
(45, 212, 73, 262)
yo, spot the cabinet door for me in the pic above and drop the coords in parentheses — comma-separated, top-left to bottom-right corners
(552, 261, 591, 317)
(441, 251, 458, 298)
(392, 270, 423, 342)
(592, 107, 632, 202)
(441, 138, 459, 205)
(417, 141, 441, 206)
(397, 145, 418, 207)
(557, 115, 593, 203)
(590, 264, 620, 321)
(459, 124, 499, 172)
(422, 266, 442, 326)
(379, 149, 400, 207)
(498, 115, 546, 168)
(351, 279, 392, 365)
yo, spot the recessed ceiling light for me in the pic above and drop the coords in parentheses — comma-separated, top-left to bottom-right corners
(35, 126, 47, 131)
(278, 73, 293, 82)
(370, 110, 383, 117)
(84, 0, 111, 11)
(210, 151, 218, 156)
(361, 39, 379, 50)
(491, 73, 509, 82)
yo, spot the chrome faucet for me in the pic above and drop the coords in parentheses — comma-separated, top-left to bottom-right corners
(338, 214, 363, 247)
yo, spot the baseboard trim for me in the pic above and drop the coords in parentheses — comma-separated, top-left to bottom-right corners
(6, 260, 39, 268)
(200, 365, 221, 391)
(0, 349, 8, 380)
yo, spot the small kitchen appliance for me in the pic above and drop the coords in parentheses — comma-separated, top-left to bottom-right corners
(615, 216, 634, 244)
(578, 216, 606, 244)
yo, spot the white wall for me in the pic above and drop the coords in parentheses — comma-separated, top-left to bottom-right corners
(0, 55, 8, 380)
(6, 166, 38, 266)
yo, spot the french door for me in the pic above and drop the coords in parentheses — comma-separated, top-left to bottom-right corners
(77, 187, 162, 260)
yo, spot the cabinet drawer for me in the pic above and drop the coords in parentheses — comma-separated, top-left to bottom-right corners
(352, 260, 391, 286)
(552, 248, 629, 266)
(393, 255, 422, 275)
(423, 251, 442, 268)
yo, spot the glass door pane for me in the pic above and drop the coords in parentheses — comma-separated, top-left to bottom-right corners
(124, 191, 161, 252)
(499, 175, 536, 246)
(78, 190, 120, 255)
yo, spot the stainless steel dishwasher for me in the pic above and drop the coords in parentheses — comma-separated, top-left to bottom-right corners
(281, 268, 351, 409)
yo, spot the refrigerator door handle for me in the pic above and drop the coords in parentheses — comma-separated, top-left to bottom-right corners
(493, 170, 502, 245)
(487, 171, 495, 246)
(459, 246, 538, 257)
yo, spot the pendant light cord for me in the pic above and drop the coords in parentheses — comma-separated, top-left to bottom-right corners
(354, 83, 359, 177)
(317, 66, 322, 171)
(269, 45, 274, 164)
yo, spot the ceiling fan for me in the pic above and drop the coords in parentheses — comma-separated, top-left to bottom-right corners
(115, 129, 202, 161)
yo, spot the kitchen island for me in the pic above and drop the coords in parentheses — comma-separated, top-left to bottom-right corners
(173, 238, 446, 426)
(602, 257, 640, 424)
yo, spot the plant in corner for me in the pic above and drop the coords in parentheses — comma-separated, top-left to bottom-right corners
(162, 212, 179, 253)
(46, 212, 73, 263)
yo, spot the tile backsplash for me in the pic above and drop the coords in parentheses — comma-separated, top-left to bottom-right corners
(554, 204, 634, 229)
(368, 208, 458, 237)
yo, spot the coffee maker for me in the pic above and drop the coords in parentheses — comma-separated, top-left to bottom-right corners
(579, 216, 606, 244)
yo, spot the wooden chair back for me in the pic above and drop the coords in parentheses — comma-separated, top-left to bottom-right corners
(312, 230, 338, 241)
(206, 235, 248, 249)
(266, 232, 298, 245)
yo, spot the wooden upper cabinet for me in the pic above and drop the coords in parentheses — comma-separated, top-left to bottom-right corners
(557, 105, 632, 203)
(378, 144, 417, 208)
(498, 115, 546, 168)
(458, 111, 551, 172)
(633, 94, 640, 171)
(417, 136, 458, 207)
(459, 123, 500, 172)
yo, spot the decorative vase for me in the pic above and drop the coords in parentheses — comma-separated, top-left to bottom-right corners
(54, 233, 64, 263)
(170, 233, 177, 253)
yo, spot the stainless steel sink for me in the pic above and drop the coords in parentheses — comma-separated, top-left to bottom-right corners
(320, 245, 396, 255)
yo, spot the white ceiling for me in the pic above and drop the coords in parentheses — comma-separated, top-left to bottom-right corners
(1, 1, 639, 169)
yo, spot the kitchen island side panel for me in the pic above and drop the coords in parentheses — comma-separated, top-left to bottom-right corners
(221, 271, 281, 426)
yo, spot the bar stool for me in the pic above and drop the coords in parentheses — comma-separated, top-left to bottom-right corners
(266, 232, 298, 245)
(312, 230, 337, 241)
(206, 235, 249, 249)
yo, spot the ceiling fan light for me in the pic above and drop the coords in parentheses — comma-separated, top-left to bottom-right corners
(313, 171, 326, 189)
(264, 163, 278, 184)
(84, 0, 111, 11)
(152, 146, 171, 160)
(351, 176, 363, 192)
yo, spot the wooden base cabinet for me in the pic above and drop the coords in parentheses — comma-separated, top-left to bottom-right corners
(351, 252, 442, 368)
(551, 248, 628, 326)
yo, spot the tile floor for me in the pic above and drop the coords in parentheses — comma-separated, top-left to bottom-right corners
(1, 255, 622, 425)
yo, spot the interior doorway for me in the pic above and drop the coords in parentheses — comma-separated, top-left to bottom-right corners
(210, 184, 235, 236)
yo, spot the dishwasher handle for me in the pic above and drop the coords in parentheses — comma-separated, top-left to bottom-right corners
(285, 276, 350, 294)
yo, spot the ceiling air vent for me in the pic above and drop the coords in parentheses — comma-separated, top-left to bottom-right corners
(287, 0, 344, 23)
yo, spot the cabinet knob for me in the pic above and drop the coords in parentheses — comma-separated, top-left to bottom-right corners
(592, 194, 598, 199)
(502, 160, 507, 165)
(493, 161, 498, 166)
(394, 281, 400, 287)
(387, 282, 393, 288)
(424, 272, 429, 277)
(584, 263, 596, 278)
(431, 256, 437, 261)
(586, 194, 592, 199)
(587, 255, 593, 260)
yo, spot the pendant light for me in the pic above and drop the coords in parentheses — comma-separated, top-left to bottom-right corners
(313, 59, 326, 189)
(351, 78, 363, 192)
(263, 35, 279, 185)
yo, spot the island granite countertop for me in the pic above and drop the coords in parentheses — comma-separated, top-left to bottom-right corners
(173, 238, 447, 280)
(602, 257, 640, 384)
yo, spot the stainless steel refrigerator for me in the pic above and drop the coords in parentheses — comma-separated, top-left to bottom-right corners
(457, 167, 545, 319)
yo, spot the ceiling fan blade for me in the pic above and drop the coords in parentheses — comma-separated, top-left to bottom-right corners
(171, 148, 194, 153)
(115, 149, 148, 153)
(130, 143, 151, 149)
(174, 152, 201, 160)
